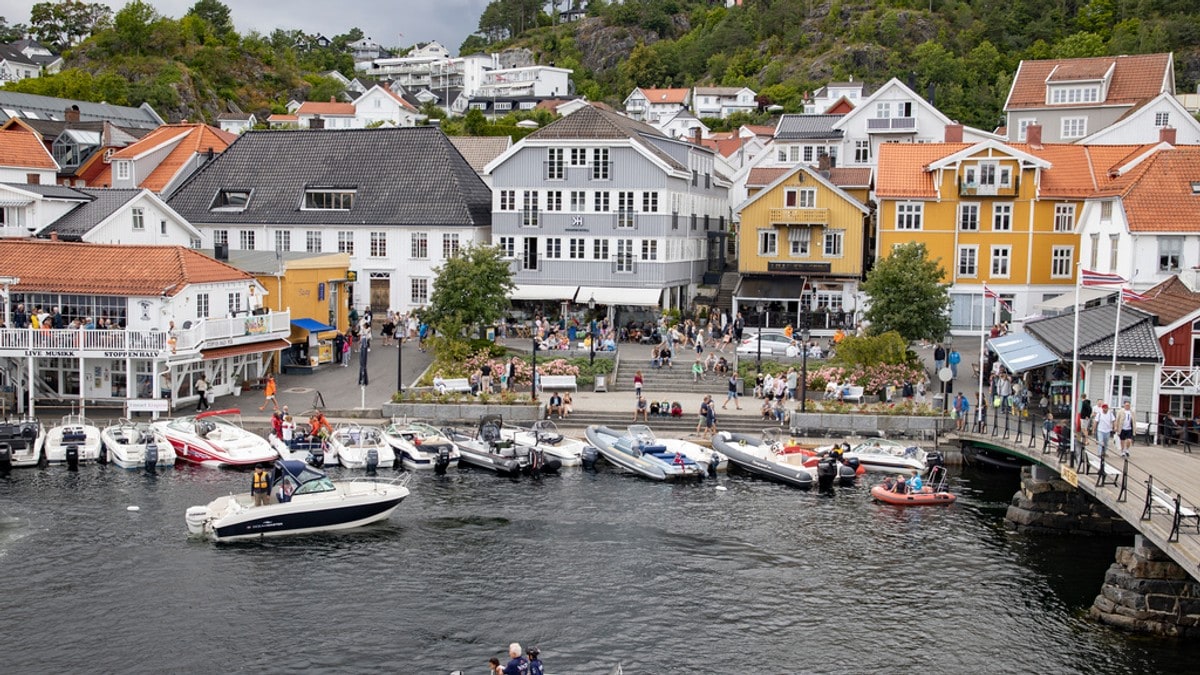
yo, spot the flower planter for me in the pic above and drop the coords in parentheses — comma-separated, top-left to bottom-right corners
(382, 401, 542, 424)
(791, 412, 949, 437)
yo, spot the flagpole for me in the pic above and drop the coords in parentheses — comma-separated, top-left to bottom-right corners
(1109, 289, 1123, 406)
(1069, 266, 1082, 465)
(978, 286, 987, 430)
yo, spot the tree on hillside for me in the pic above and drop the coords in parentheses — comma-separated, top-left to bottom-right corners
(861, 242, 951, 343)
(0, 17, 29, 43)
(186, 0, 233, 38)
(30, 0, 112, 51)
(421, 245, 515, 341)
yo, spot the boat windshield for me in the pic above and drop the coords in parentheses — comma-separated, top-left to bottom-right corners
(295, 475, 336, 494)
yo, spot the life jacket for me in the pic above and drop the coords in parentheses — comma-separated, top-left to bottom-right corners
(252, 469, 269, 490)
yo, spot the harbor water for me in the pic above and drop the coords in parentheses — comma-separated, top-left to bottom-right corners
(2, 462, 1199, 674)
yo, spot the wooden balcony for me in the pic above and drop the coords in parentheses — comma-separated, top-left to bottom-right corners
(769, 207, 830, 226)
(866, 117, 917, 133)
(1161, 367, 1200, 394)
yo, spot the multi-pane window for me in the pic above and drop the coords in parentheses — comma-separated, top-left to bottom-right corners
(498, 236, 515, 258)
(303, 231, 321, 253)
(758, 229, 778, 256)
(443, 233, 460, 258)
(1090, 233, 1100, 269)
(615, 239, 634, 272)
(227, 291, 242, 315)
(617, 191, 635, 228)
(1054, 204, 1075, 232)
(196, 293, 209, 319)
(957, 246, 977, 277)
(991, 245, 1011, 277)
(591, 148, 609, 180)
(823, 230, 843, 257)
(570, 148, 587, 166)
(411, 278, 428, 305)
(854, 140, 870, 164)
(132, 207, 144, 230)
(570, 191, 586, 212)
(213, 230, 228, 246)
(275, 230, 291, 251)
(499, 190, 516, 211)
(593, 239, 609, 259)
(1100, 201, 1113, 222)
(785, 188, 816, 208)
(303, 190, 355, 210)
(958, 203, 979, 231)
(239, 230, 255, 250)
(547, 148, 565, 180)
(569, 238, 585, 259)
(522, 191, 539, 227)
(992, 203, 1012, 231)
(370, 231, 387, 257)
(1050, 86, 1099, 104)
(1155, 112, 1170, 128)
(593, 191, 610, 212)
(642, 191, 659, 213)
(414, 233, 429, 258)
(338, 231, 354, 255)
(789, 227, 810, 256)
(1159, 236, 1182, 272)
(1061, 117, 1087, 139)
(1109, 234, 1119, 271)
(546, 191, 563, 212)
(896, 203, 923, 230)
(545, 238, 562, 259)
(1051, 246, 1073, 278)
(641, 240, 658, 260)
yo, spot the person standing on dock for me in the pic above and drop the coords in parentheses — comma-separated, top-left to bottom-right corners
(503, 643, 529, 675)
(1116, 400, 1136, 457)
(1079, 394, 1093, 436)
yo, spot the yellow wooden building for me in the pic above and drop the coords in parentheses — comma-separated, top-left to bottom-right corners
(734, 164, 870, 331)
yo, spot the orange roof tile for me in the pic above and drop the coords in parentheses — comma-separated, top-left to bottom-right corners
(1007, 53, 1172, 110)
(700, 136, 748, 158)
(1091, 147, 1200, 233)
(296, 100, 355, 116)
(0, 240, 252, 296)
(95, 124, 236, 192)
(747, 167, 791, 188)
(639, 88, 690, 105)
(828, 167, 871, 187)
(0, 127, 57, 170)
(268, 114, 299, 122)
(743, 125, 775, 137)
(875, 143, 970, 199)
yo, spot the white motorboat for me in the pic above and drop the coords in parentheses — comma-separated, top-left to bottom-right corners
(327, 423, 397, 471)
(382, 420, 460, 472)
(185, 459, 411, 542)
(0, 418, 44, 469)
(43, 414, 103, 466)
(501, 420, 586, 467)
(445, 415, 561, 477)
(584, 425, 706, 481)
(155, 408, 278, 468)
(100, 420, 177, 469)
(823, 438, 943, 475)
(637, 427, 727, 475)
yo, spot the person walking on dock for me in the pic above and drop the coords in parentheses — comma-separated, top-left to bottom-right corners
(1095, 402, 1115, 457)
(258, 374, 278, 412)
(1116, 400, 1136, 457)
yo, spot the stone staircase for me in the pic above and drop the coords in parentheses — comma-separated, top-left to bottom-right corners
(715, 271, 740, 315)
(549, 402, 786, 437)
(616, 358, 736, 396)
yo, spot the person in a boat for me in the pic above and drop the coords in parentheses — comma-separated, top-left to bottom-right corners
(892, 473, 911, 494)
(908, 473, 925, 492)
(251, 464, 271, 506)
(526, 646, 543, 675)
(503, 642, 529, 675)
(310, 410, 333, 440)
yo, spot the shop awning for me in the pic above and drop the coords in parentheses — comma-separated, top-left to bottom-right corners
(1036, 287, 1114, 315)
(987, 333, 1060, 374)
(576, 286, 662, 307)
(736, 277, 807, 301)
(291, 318, 337, 333)
(511, 284, 579, 301)
(201, 338, 291, 361)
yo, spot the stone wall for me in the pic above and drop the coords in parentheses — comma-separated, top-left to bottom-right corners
(1004, 465, 1136, 536)
(1090, 537, 1200, 637)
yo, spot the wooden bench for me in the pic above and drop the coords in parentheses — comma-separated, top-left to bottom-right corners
(540, 375, 578, 391)
(841, 386, 865, 403)
(437, 378, 472, 394)
(1142, 480, 1200, 542)
(1082, 450, 1122, 487)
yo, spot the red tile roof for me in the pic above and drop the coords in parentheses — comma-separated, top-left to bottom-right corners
(638, 88, 690, 105)
(295, 101, 355, 116)
(1092, 147, 1200, 233)
(827, 167, 871, 187)
(0, 127, 57, 170)
(1127, 275, 1200, 326)
(1006, 53, 1172, 110)
(743, 125, 775, 137)
(268, 114, 299, 122)
(747, 167, 791, 188)
(875, 143, 970, 199)
(94, 123, 237, 192)
(0, 240, 252, 296)
(700, 135, 748, 157)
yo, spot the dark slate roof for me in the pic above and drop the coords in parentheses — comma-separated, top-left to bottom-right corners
(774, 114, 844, 141)
(0, 92, 163, 129)
(0, 45, 37, 67)
(15, 119, 150, 144)
(36, 188, 141, 240)
(166, 126, 491, 228)
(526, 104, 690, 171)
(1025, 304, 1162, 363)
(1, 182, 90, 199)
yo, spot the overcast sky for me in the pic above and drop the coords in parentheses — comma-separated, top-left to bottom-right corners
(0, 0, 492, 55)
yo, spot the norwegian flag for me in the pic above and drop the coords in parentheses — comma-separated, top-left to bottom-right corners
(1080, 269, 1127, 286)
(983, 284, 1012, 311)
(1121, 287, 1150, 302)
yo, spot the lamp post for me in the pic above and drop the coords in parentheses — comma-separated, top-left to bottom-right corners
(588, 294, 596, 365)
(396, 326, 404, 395)
(531, 330, 539, 401)
(800, 326, 809, 412)
(755, 302, 766, 374)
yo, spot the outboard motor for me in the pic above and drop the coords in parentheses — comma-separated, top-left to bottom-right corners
(144, 442, 159, 473)
(98, 443, 108, 465)
(707, 454, 720, 478)
(365, 448, 379, 475)
(843, 456, 862, 473)
(581, 446, 599, 471)
(307, 446, 325, 468)
(66, 444, 80, 471)
(0, 442, 11, 475)
(434, 446, 450, 475)
(926, 450, 945, 470)
(528, 447, 544, 480)
(816, 456, 838, 491)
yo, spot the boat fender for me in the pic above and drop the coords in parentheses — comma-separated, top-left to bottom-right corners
(66, 444, 80, 471)
(144, 443, 159, 473)
(366, 448, 379, 475)
(434, 447, 450, 475)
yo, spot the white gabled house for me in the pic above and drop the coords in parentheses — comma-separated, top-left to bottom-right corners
(623, 87, 692, 124)
(1077, 93, 1200, 146)
(36, 187, 203, 247)
(352, 84, 425, 127)
(692, 86, 757, 119)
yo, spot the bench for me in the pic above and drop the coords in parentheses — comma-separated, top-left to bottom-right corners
(437, 378, 472, 394)
(540, 375, 578, 391)
(840, 386, 865, 403)
(1082, 450, 1123, 487)
(1143, 480, 1200, 541)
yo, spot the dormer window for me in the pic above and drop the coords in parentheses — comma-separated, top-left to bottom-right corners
(210, 189, 252, 212)
(115, 160, 130, 180)
(1049, 85, 1100, 104)
(303, 188, 355, 210)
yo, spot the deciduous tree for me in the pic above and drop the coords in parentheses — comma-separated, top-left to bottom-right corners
(861, 242, 951, 343)
(422, 244, 514, 340)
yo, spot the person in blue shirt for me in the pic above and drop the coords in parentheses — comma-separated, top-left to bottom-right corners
(504, 643, 529, 675)
(526, 646, 544, 675)
(948, 349, 961, 378)
(908, 474, 925, 492)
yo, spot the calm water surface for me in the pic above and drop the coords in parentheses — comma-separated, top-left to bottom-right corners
(2, 459, 1198, 674)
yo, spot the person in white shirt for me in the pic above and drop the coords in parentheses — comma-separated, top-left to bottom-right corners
(1094, 402, 1116, 456)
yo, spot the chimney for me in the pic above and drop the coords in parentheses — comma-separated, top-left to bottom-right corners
(329, 96, 336, 103)
(50, 230, 58, 241)
(214, 241, 229, 261)
(1025, 123, 1042, 149)
(944, 123, 964, 143)
(1159, 127, 1177, 145)
(64, 105, 80, 123)
(818, 153, 832, 172)
(310, 115, 324, 130)
(692, 127, 701, 146)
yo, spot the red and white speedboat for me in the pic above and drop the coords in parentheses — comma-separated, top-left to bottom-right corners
(154, 409, 277, 468)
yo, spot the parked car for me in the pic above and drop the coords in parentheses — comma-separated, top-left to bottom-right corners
(736, 332, 797, 355)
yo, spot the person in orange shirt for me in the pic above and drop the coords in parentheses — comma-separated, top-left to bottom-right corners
(259, 374, 279, 412)
(309, 410, 333, 439)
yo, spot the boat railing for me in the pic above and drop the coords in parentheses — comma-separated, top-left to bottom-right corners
(346, 471, 413, 489)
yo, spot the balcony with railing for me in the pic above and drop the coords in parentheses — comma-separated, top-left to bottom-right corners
(768, 207, 830, 226)
(866, 117, 918, 133)
(1161, 367, 1200, 394)
(959, 176, 1020, 197)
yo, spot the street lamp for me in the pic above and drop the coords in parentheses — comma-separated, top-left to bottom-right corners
(587, 294, 597, 365)
(800, 326, 809, 412)
(531, 329, 539, 401)
(396, 325, 404, 396)
(755, 302, 767, 374)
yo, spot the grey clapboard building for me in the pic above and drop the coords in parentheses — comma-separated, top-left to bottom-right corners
(484, 104, 731, 318)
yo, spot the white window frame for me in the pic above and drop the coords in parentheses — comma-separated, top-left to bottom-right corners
(1155, 112, 1170, 128)
(338, 231, 354, 255)
(274, 230, 291, 251)
(1061, 117, 1087, 139)
(1050, 246, 1073, 278)
(1053, 204, 1075, 232)
(958, 203, 980, 231)
(992, 203, 1013, 231)
(823, 230, 843, 257)
(957, 245, 978, 277)
(131, 207, 144, 230)
(369, 231, 387, 258)
(239, 230, 255, 250)
(758, 229, 778, 256)
(1159, 236, 1183, 272)
(990, 245, 1011, 278)
(896, 202, 923, 230)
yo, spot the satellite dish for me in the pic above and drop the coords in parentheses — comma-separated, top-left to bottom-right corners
(938, 367, 953, 382)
